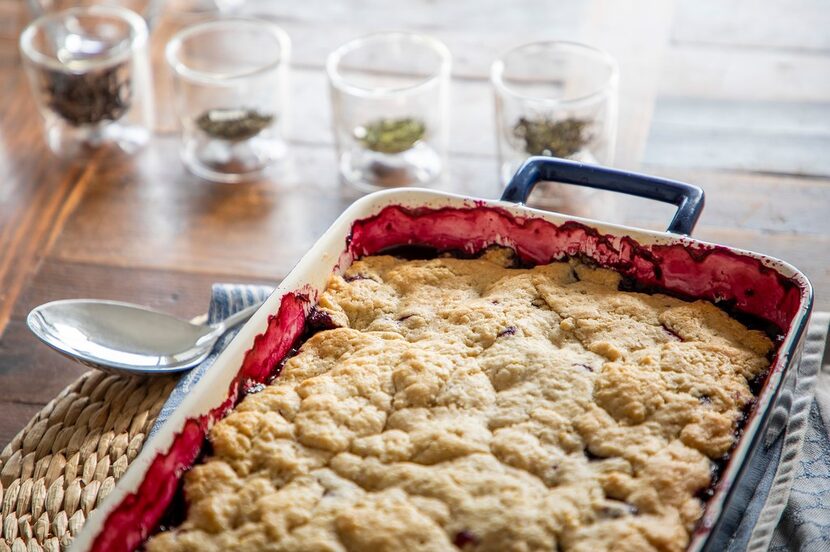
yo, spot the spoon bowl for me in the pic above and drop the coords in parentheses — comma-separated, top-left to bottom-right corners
(27, 299, 261, 376)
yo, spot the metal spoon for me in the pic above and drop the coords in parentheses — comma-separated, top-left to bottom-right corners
(27, 299, 263, 376)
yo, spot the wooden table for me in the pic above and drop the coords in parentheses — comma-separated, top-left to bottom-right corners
(1, 0, 828, 447)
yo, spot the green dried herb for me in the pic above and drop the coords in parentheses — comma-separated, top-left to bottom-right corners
(513, 116, 589, 157)
(355, 117, 426, 154)
(196, 108, 274, 141)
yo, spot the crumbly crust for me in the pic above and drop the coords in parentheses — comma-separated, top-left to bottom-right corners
(146, 251, 772, 552)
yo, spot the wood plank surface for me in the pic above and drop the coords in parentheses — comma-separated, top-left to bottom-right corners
(672, 0, 830, 53)
(1, 0, 828, 452)
(658, 46, 830, 103)
(45, 141, 502, 278)
(645, 99, 830, 176)
(0, 59, 95, 336)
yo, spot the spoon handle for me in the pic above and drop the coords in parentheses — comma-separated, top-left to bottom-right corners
(211, 302, 265, 335)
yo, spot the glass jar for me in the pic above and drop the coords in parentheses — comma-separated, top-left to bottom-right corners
(492, 41, 618, 215)
(166, 18, 290, 183)
(19, 5, 153, 159)
(327, 32, 451, 193)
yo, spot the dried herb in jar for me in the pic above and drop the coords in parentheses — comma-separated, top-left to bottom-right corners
(513, 116, 590, 158)
(41, 62, 132, 126)
(354, 117, 426, 154)
(196, 108, 275, 141)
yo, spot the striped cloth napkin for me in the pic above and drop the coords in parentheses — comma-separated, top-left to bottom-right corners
(149, 283, 274, 438)
(150, 284, 830, 551)
(731, 312, 830, 551)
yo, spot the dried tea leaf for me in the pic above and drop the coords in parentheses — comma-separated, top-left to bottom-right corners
(512, 116, 590, 158)
(40, 63, 132, 127)
(196, 108, 274, 141)
(355, 117, 426, 154)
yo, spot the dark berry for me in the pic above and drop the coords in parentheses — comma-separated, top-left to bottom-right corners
(453, 530, 479, 548)
(660, 323, 683, 341)
(307, 306, 338, 332)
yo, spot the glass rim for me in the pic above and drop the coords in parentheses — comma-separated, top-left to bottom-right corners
(165, 18, 291, 84)
(491, 40, 619, 107)
(326, 31, 451, 98)
(19, 5, 148, 72)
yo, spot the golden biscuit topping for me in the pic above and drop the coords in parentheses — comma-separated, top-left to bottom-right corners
(147, 252, 771, 552)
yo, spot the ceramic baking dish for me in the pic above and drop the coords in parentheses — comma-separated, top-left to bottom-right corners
(71, 157, 813, 552)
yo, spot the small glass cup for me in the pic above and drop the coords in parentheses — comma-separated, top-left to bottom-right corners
(327, 32, 451, 193)
(166, 18, 290, 183)
(19, 5, 153, 159)
(492, 41, 618, 213)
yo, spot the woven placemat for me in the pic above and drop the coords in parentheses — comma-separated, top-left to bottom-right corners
(0, 371, 177, 552)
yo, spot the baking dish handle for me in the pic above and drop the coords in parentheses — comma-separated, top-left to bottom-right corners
(501, 156, 705, 236)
